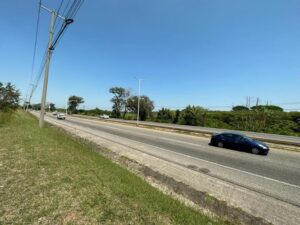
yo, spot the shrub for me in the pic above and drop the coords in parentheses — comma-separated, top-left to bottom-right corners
(232, 106, 249, 111)
(156, 108, 175, 123)
(178, 105, 207, 126)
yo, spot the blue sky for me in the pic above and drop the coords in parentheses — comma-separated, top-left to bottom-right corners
(0, 0, 300, 111)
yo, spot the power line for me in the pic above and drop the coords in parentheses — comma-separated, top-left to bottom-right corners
(65, 0, 80, 18)
(51, 18, 74, 50)
(61, 0, 72, 17)
(33, 48, 48, 87)
(70, 0, 85, 19)
(274, 102, 300, 106)
(50, 0, 84, 50)
(53, 0, 64, 29)
(54, 0, 70, 32)
(28, 0, 84, 104)
(25, 0, 42, 106)
(30, 0, 42, 83)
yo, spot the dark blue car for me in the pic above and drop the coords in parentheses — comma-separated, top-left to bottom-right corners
(210, 132, 269, 155)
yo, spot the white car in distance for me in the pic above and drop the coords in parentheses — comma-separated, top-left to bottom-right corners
(99, 114, 109, 119)
(57, 113, 66, 120)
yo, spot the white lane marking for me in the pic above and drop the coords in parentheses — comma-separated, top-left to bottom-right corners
(159, 137, 206, 147)
(45, 114, 300, 190)
(120, 137, 300, 189)
(142, 143, 300, 189)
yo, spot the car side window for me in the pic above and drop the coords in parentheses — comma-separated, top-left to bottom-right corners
(223, 134, 233, 141)
(236, 135, 247, 143)
(231, 134, 244, 142)
(231, 134, 239, 142)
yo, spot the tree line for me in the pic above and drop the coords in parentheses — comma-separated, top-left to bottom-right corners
(64, 86, 300, 136)
(62, 88, 155, 121)
(154, 105, 300, 136)
(2, 81, 299, 136)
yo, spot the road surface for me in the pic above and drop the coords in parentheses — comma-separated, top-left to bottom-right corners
(101, 117, 300, 146)
(51, 114, 300, 202)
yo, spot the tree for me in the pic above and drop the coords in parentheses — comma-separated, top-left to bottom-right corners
(127, 95, 154, 121)
(0, 82, 20, 111)
(232, 105, 249, 111)
(31, 103, 41, 110)
(44, 102, 56, 111)
(68, 96, 84, 114)
(178, 105, 207, 126)
(289, 112, 300, 133)
(109, 87, 130, 118)
(50, 103, 56, 111)
(251, 105, 283, 112)
(173, 109, 181, 124)
(156, 108, 175, 123)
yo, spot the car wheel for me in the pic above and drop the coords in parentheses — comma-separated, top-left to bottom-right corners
(217, 142, 224, 148)
(251, 148, 259, 154)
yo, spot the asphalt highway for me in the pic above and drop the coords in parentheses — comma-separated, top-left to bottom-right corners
(43, 113, 300, 209)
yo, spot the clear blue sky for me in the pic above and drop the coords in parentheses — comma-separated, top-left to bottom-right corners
(0, 0, 300, 111)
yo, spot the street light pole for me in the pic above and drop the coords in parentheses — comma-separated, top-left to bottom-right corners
(39, 10, 56, 128)
(136, 78, 142, 126)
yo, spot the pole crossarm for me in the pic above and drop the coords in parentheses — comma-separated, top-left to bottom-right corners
(41, 5, 65, 20)
(41, 4, 74, 51)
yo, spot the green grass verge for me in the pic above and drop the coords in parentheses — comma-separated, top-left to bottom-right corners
(0, 111, 223, 225)
(0, 111, 13, 126)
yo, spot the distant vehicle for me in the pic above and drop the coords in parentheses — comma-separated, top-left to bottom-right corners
(52, 111, 58, 116)
(99, 114, 109, 119)
(57, 113, 66, 120)
(210, 132, 269, 155)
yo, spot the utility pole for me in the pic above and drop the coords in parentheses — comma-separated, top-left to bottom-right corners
(38, 4, 73, 127)
(246, 96, 251, 108)
(39, 10, 55, 127)
(136, 78, 142, 126)
(26, 84, 35, 111)
(66, 96, 68, 114)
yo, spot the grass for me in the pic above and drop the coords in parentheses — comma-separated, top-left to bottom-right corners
(0, 111, 13, 126)
(0, 111, 222, 225)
